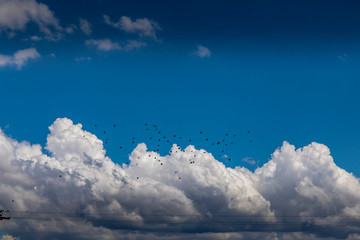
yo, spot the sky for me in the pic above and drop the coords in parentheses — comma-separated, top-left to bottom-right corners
(1, 0, 360, 239)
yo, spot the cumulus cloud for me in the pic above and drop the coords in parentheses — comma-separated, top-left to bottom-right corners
(104, 15, 160, 40)
(79, 18, 92, 36)
(0, 118, 360, 239)
(193, 45, 211, 58)
(85, 39, 121, 52)
(0, 0, 62, 40)
(0, 48, 40, 69)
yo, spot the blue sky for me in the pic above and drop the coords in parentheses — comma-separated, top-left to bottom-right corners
(2, 1, 360, 239)
(1, 0, 360, 175)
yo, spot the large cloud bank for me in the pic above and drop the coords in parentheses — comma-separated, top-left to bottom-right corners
(0, 118, 360, 240)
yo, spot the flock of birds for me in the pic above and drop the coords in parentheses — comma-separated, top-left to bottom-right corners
(92, 122, 254, 173)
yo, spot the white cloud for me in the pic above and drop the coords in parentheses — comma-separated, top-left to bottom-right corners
(85, 39, 121, 52)
(0, 0, 62, 40)
(254, 141, 360, 238)
(29, 35, 42, 41)
(79, 18, 92, 36)
(0, 48, 40, 69)
(242, 157, 256, 165)
(0, 118, 360, 239)
(104, 15, 160, 40)
(193, 45, 211, 58)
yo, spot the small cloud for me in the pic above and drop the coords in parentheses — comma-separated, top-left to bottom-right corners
(104, 15, 160, 40)
(6, 31, 16, 39)
(75, 56, 92, 62)
(242, 157, 256, 165)
(123, 40, 147, 51)
(79, 18, 92, 36)
(193, 45, 211, 58)
(338, 53, 348, 62)
(0, 48, 40, 69)
(85, 39, 121, 52)
(65, 24, 77, 34)
(49, 53, 56, 58)
(29, 35, 42, 41)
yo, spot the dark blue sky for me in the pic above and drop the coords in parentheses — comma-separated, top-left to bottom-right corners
(1, 0, 360, 176)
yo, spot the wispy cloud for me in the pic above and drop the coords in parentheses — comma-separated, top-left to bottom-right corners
(85, 39, 121, 52)
(0, 48, 40, 69)
(123, 40, 147, 51)
(75, 56, 92, 62)
(85, 39, 148, 52)
(0, 0, 62, 41)
(79, 18, 92, 36)
(193, 45, 211, 58)
(104, 15, 160, 40)
(338, 53, 348, 62)
(242, 157, 256, 165)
